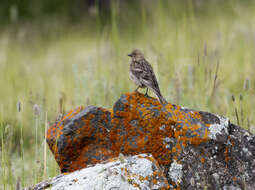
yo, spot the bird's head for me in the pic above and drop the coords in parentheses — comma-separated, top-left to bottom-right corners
(128, 49, 144, 62)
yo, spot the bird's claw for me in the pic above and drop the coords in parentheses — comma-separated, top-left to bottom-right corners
(144, 88, 149, 97)
(134, 86, 140, 92)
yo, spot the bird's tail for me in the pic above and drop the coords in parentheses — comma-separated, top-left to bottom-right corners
(153, 89, 168, 105)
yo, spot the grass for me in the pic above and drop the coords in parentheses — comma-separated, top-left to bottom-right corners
(1, 0, 255, 188)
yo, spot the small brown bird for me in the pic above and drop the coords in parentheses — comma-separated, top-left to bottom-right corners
(128, 49, 167, 104)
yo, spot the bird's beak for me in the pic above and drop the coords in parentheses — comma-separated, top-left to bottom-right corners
(128, 54, 132, 57)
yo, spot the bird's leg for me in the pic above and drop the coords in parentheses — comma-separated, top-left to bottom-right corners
(145, 88, 149, 97)
(135, 86, 140, 92)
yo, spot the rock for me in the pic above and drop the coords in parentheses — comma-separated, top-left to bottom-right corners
(24, 154, 169, 190)
(46, 106, 113, 172)
(44, 92, 255, 189)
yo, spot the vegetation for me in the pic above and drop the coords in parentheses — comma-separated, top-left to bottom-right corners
(1, 0, 255, 188)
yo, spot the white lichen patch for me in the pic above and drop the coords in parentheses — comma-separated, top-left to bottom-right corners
(242, 147, 252, 156)
(130, 156, 153, 177)
(160, 125, 166, 130)
(209, 115, 229, 140)
(163, 137, 171, 144)
(168, 160, 183, 183)
(46, 154, 168, 190)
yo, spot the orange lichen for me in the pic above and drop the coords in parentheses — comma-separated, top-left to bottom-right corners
(152, 178, 158, 184)
(72, 178, 78, 182)
(224, 146, 230, 162)
(133, 183, 139, 188)
(230, 137, 235, 147)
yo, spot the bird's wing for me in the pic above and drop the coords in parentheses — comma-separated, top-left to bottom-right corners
(140, 60, 161, 91)
(134, 59, 166, 104)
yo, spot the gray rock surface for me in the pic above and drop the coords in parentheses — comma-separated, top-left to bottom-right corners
(24, 154, 169, 190)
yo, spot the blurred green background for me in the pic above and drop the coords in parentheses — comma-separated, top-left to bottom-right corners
(1, 0, 255, 188)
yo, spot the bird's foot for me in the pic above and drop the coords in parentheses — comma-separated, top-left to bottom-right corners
(144, 92, 149, 97)
(134, 86, 140, 92)
(144, 88, 149, 97)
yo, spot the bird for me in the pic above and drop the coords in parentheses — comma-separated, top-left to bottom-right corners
(128, 49, 167, 104)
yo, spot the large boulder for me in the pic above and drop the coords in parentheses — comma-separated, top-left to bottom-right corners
(44, 92, 255, 189)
